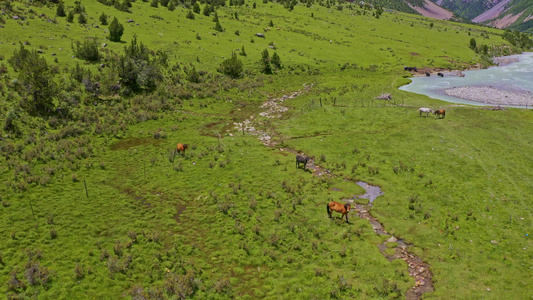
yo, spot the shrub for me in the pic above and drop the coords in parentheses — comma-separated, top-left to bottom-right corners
(217, 52, 243, 78)
(186, 10, 195, 19)
(50, 228, 58, 239)
(73, 39, 101, 62)
(74, 263, 84, 279)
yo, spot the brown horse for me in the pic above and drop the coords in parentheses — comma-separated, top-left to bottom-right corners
(327, 201, 351, 222)
(176, 143, 189, 155)
(434, 109, 445, 119)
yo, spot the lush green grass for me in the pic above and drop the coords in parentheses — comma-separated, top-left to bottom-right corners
(1, 0, 532, 299)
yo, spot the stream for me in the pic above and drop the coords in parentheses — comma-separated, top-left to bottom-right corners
(235, 86, 434, 299)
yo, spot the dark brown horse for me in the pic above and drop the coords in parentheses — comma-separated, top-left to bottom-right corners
(434, 109, 445, 119)
(176, 143, 189, 155)
(296, 155, 310, 170)
(327, 201, 351, 222)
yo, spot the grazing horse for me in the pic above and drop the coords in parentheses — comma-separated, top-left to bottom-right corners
(327, 201, 351, 222)
(434, 109, 445, 119)
(418, 107, 433, 117)
(296, 155, 310, 170)
(176, 143, 189, 155)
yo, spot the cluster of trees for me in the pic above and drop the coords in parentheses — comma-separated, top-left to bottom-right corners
(502, 29, 533, 49)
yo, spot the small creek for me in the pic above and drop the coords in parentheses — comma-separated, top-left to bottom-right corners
(239, 87, 434, 299)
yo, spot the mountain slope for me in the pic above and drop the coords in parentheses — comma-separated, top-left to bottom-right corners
(431, 0, 533, 32)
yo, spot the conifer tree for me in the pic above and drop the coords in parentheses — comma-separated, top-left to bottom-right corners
(108, 17, 124, 42)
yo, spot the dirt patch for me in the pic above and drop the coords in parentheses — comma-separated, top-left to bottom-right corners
(110, 137, 164, 150)
(174, 205, 186, 223)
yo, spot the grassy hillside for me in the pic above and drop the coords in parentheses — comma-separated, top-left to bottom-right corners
(0, 0, 532, 299)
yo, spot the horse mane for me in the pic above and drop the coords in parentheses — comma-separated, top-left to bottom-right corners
(344, 203, 350, 209)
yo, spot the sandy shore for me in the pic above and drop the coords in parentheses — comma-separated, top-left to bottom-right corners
(441, 86, 533, 107)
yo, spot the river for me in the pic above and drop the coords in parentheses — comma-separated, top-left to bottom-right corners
(399, 52, 533, 108)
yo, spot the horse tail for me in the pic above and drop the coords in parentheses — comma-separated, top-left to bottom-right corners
(326, 203, 331, 217)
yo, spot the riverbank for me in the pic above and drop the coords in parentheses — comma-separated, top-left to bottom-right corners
(440, 86, 533, 107)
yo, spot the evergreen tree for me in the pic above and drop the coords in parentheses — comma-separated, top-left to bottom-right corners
(260, 49, 272, 74)
(193, 2, 200, 13)
(186, 10, 195, 19)
(8, 44, 57, 115)
(214, 20, 223, 32)
(212, 11, 219, 22)
(67, 11, 74, 23)
(56, 1, 66, 17)
(469, 38, 477, 50)
(187, 66, 200, 83)
(203, 4, 212, 16)
(239, 46, 247, 56)
(99, 12, 108, 25)
(151, 0, 158, 7)
(78, 13, 87, 24)
(168, 0, 176, 11)
(108, 17, 125, 42)
(271, 52, 281, 69)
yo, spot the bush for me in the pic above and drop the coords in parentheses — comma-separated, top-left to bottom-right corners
(73, 39, 100, 62)
(217, 52, 243, 78)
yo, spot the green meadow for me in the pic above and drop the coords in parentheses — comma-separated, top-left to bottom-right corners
(0, 0, 532, 299)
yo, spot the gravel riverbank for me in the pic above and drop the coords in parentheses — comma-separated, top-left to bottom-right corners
(441, 86, 533, 107)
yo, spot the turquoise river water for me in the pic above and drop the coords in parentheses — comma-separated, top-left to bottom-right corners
(399, 52, 533, 107)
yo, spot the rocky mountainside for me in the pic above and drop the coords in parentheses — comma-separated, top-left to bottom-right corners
(431, 0, 533, 32)
(365, 0, 532, 32)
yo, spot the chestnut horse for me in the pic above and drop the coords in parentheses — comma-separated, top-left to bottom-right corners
(434, 109, 445, 119)
(327, 201, 351, 222)
(176, 143, 189, 155)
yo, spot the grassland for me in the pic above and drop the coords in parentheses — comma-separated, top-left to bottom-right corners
(0, 0, 532, 299)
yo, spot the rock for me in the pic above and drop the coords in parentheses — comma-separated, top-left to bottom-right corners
(387, 236, 397, 243)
